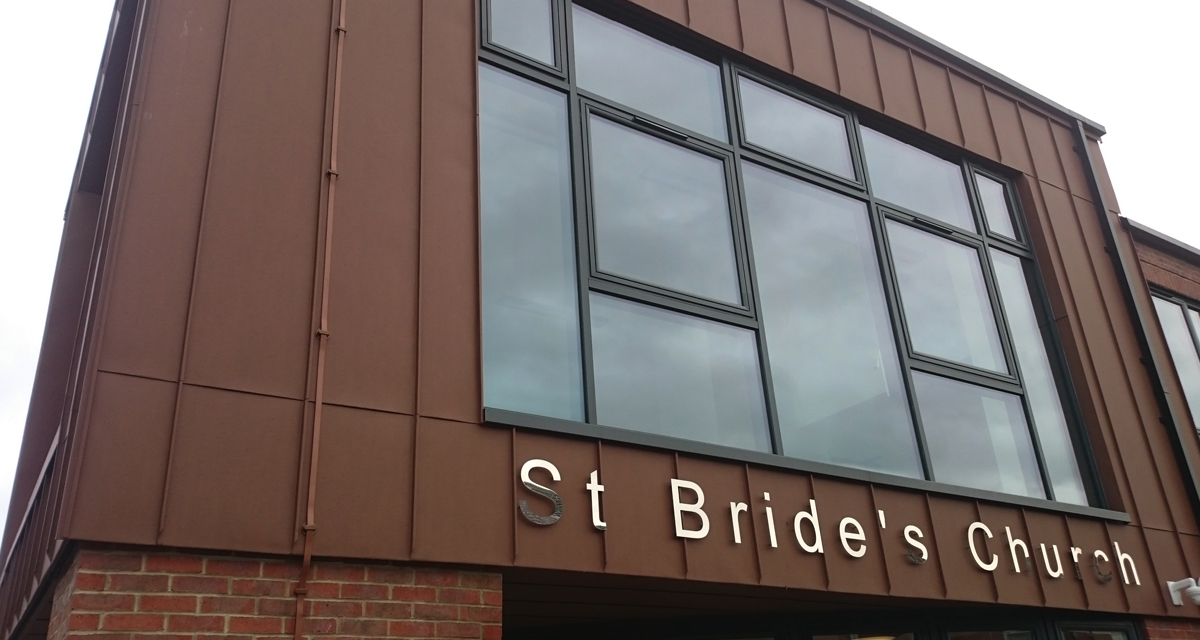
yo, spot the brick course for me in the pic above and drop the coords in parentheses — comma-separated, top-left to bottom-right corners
(1137, 242, 1200, 303)
(48, 549, 501, 640)
(1144, 618, 1200, 640)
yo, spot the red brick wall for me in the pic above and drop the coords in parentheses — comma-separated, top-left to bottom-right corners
(1144, 618, 1200, 640)
(1136, 241, 1200, 303)
(47, 549, 501, 640)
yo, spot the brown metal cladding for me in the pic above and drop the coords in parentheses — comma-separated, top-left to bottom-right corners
(95, 0, 228, 383)
(871, 34, 923, 130)
(948, 72, 1000, 161)
(674, 456, 758, 584)
(182, 0, 329, 401)
(686, 0, 742, 51)
(410, 418, 512, 565)
(597, 446, 686, 579)
(871, 489, 944, 600)
(1107, 522, 1165, 614)
(9, 0, 1199, 624)
(311, 404, 413, 560)
(512, 432, 605, 572)
(745, 467, 827, 592)
(415, 0, 481, 424)
(1, 190, 101, 560)
(984, 89, 1035, 176)
(321, 0, 421, 415)
(737, 0, 791, 73)
(828, 13, 882, 112)
(68, 372, 173, 545)
(781, 0, 838, 92)
(974, 503, 1041, 607)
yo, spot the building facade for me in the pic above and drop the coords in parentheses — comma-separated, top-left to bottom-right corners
(5, 1, 1200, 640)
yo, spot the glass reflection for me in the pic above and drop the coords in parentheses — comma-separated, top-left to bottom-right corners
(992, 250, 1087, 504)
(976, 173, 1016, 239)
(862, 128, 974, 231)
(479, 65, 583, 420)
(742, 164, 921, 477)
(739, 77, 854, 179)
(1154, 297, 1200, 429)
(816, 633, 913, 640)
(590, 293, 770, 452)
(887, 221, 1007, 373)
(489, 0, 556, 65)
(914, 373, 1045, 498)
(573, 6, 726, 140)
(590, 116, 740, 304)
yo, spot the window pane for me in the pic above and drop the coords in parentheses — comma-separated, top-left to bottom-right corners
(992, 250, 1087, 504)
(480, 65, 583, 420)
(862, 128, 974, 231)
(743, 164, 921, 477)
(739, 77, 854, 179)
(590, 116, 740, 304)
(949, 632, 1033, 640)
(573, 6, 726, 140)
(489, 0, 555, 65)
(976, 173, 1017, 239)
(816, 633, 913, 640)
(1063, 632, 1127, 640)
(914, 372, 1045, 498)
(590, 293, 770, 452)
(887, 222, 1007, 373)
(1153, 297, 1200, 428)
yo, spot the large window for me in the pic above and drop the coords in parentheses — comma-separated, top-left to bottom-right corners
(1152, 292, 1200, 432)
(479, 0, 1093, 505)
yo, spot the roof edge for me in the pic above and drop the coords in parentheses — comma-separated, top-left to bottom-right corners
(831, 0, 1107, 136)
(1124, 217, 1200, 264)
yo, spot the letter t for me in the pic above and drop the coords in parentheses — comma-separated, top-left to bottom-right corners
(587, 470, 607, 531)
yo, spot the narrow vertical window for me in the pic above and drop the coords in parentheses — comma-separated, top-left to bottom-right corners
(976, 173, 1017, 239)
(992, 250, 1087, 504)
(1153, 296, 1200, 430)
(480, 65, 583, 420)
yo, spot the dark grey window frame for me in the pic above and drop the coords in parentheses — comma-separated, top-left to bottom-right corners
(1151, 288, 1200, 431)
(478, 0, 1118, 520)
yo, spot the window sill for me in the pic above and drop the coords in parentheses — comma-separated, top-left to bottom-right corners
(483, 407, 1132, 523)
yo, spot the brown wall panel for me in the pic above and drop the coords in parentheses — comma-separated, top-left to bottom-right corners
(1074, 195, 1185, 532)
(975, 504, 1042, 607)
(871, 35, 923, 130)
(1065, 517, 1124, 612)
(97, 0, 228, 382)
(417, 0, 481, 423)
(1052, 121, 1092, 200)
(675, 457, 758, 585)
(744, 468, 826, 591)
(598, 446, 686, 579)
(1180, 534, 1200, 588)
(828, 14, 882, 113)
(927, 497, 994, 603)
(872, 489, 944, 600)
(781, 0, 838, 92)
(322, 0, 421, 415)
(1022, 511, 1087, 610)
(686, 0, 742, 51)
(949, 72, 999, 161)
(411, 418, 512, 565)
(737, 0, 790, 72)
(1019, 107, 1068, 190)
(183, 0, 330, 400)
(3, 191, 101, 558)
(159, 385, 303, 554)
(312, 405, 413, 561)
(68, 373, 173, 545)
(984, 89, 1034, 176)
(1108, 524, 1165, 614)
(512, 432, 605, 572)
(815, 479, 887, 596)
(911, 55, 962, 146)
(629, 0, 687, 25)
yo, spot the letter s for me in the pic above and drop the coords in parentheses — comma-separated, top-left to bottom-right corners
(519, 459, 562, 526)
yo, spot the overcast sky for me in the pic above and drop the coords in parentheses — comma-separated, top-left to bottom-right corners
(0, 0, 1196, 537)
